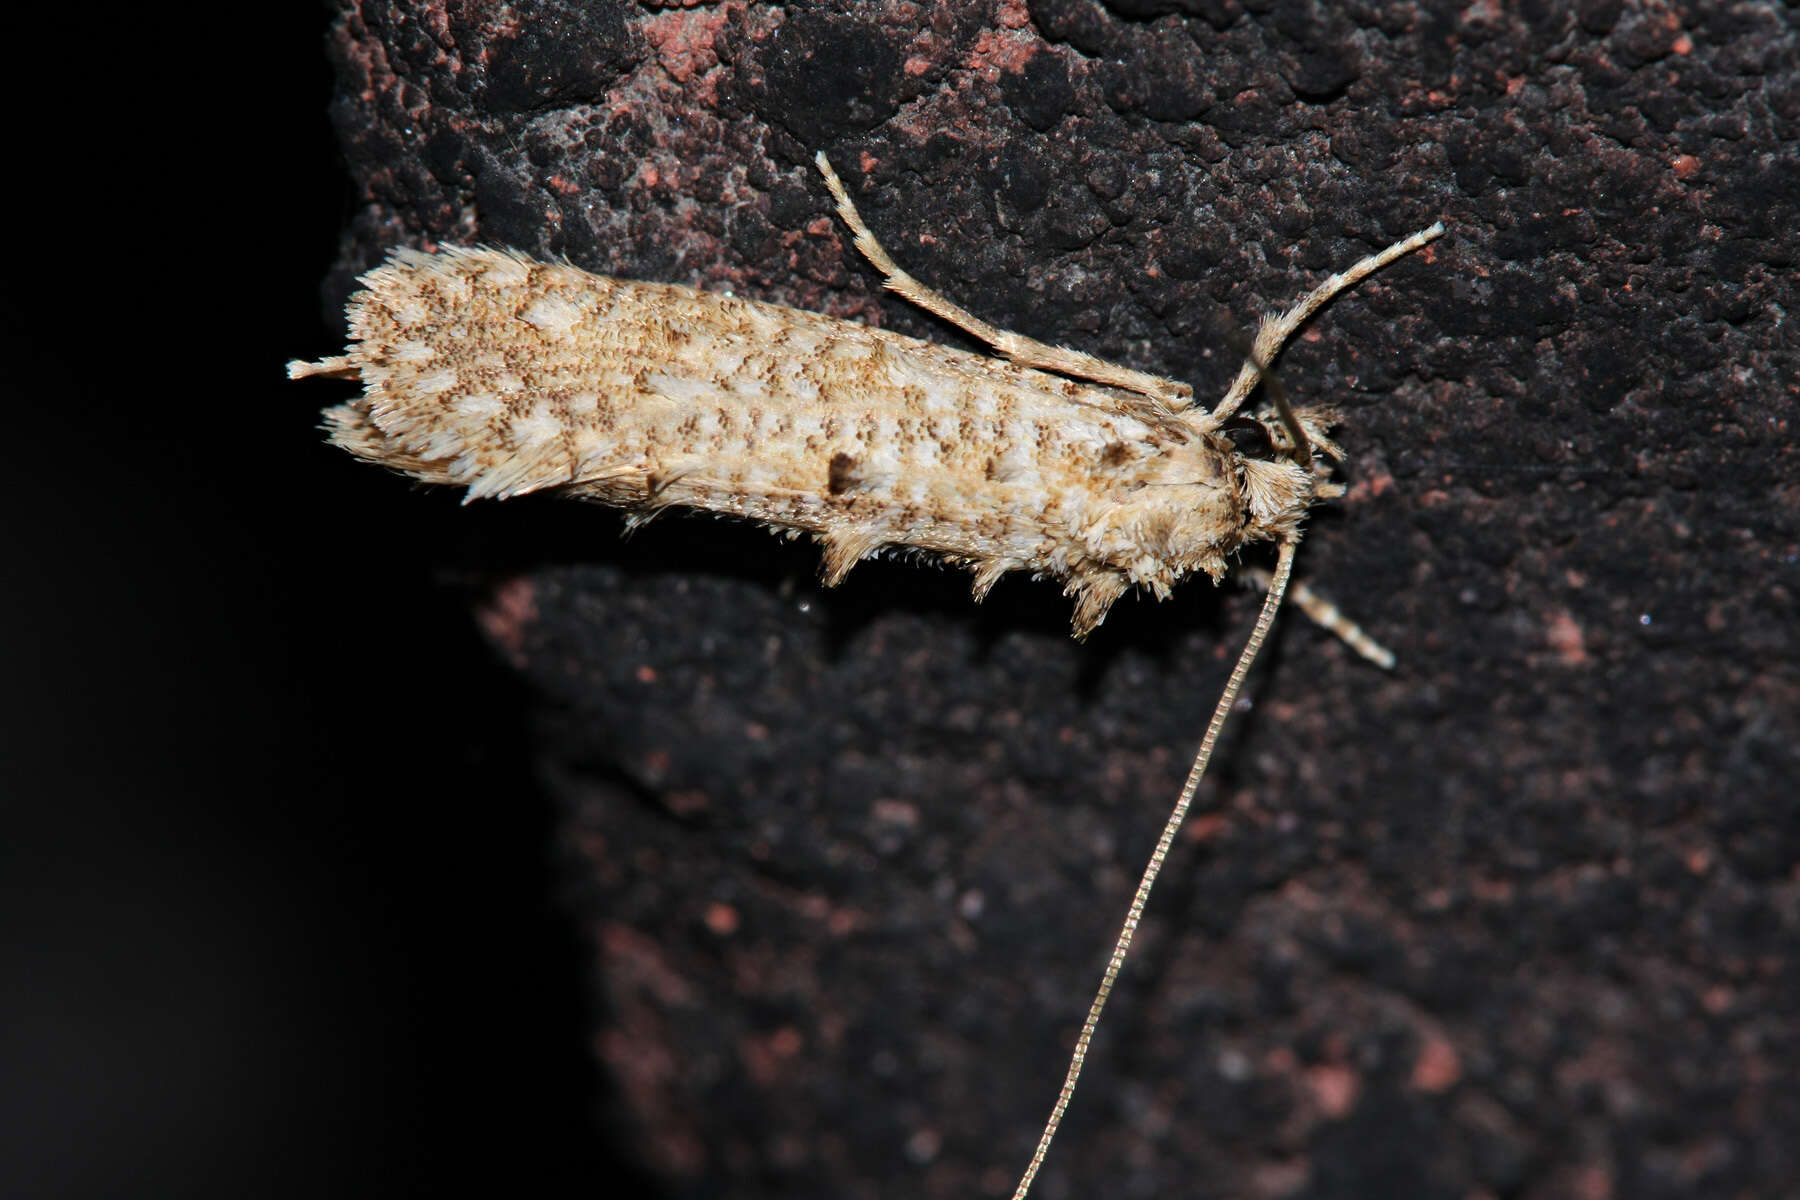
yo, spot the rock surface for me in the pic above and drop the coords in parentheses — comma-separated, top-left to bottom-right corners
(311, 2, 1799, 1197)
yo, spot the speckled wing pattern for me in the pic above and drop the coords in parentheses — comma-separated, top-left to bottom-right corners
(298, 245, 1306, 636)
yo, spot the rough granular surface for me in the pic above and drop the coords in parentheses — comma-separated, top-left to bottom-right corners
(311, 2, 1799, 1197)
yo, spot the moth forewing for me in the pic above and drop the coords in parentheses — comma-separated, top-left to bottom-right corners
(289, 155, 1444, 1195)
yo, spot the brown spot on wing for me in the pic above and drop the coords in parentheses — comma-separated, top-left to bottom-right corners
(828, 451, 861, 497)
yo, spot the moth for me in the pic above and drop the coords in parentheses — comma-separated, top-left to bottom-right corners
(291, 153, 1443, 1197)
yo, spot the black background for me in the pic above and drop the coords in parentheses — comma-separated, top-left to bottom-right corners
(3, 9, 609, 1195)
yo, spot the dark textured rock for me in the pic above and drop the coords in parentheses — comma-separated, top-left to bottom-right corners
(313, 2, 1799, 1197)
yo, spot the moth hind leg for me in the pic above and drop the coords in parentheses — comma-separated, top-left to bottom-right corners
(813, 153, 1191, 407)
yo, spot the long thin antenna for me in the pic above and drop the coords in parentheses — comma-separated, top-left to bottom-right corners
(1212, 222, 1445, 423)
(1011, 539, 1300, 1200)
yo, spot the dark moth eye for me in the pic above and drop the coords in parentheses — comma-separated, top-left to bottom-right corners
(1221, 416, 1275, 460)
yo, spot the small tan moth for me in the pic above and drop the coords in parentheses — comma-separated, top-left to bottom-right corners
(292, 154, 1442, 1197)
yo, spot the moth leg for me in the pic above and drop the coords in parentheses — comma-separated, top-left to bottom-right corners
(1213, 221, 1445, 422)
(1243, 567, 1396, 670)
(814, 153, 1193, 409)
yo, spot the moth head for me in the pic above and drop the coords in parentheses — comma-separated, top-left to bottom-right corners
(1083, 408, 1333, 599)
(1208, 402, 1347, 543)
(1207, 337, 1347, 508)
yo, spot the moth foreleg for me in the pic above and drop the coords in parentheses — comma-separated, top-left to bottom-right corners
(813, 152, 1193, 409)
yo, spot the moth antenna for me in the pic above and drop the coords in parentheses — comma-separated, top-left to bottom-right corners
(1213, 222, 1445, 423)
(1011, 539, 1299, 1200)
